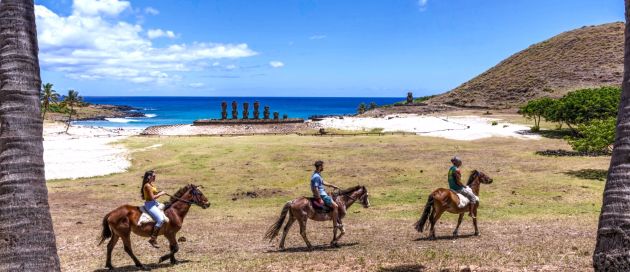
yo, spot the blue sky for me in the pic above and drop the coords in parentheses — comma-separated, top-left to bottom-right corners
(34, 0, 623, 97)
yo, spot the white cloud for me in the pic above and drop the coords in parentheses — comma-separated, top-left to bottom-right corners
(73, 0, 130, 16)
(144, 7, 159, 15)
(269, 61, 284, 68)
(35, 1, 257, 85)
(418, 0, 428, 10)
(189, 82, 205, 88)
(309, 35, 326, 40)
(147, 29, 176, 39)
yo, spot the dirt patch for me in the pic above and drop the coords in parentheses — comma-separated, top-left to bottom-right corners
(231, 188, 288, 200)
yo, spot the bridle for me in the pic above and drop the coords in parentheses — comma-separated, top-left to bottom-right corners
(165, 186, 204, 207)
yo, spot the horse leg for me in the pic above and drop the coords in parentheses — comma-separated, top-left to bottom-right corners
(159, 234, 179, 265)
(105, 233, 119, 269)
(298, 218, 312, 249)
(429, 208, 444, 240)
(333, 219, 346, 245)
(428, 209, 437, 239)
(453, 213, 464, 237)
(331, 220, 338, 247)
(279, 214, 295, 250)
(121, 235, 146, 269)
(472, 205, 480, 236)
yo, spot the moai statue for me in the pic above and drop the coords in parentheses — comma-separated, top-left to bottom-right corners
(221, 101, 228, 120)
(263, 106, 270, 120)
(242, 102, 249, 119)
(283, 114, 288, 120)
(406, 92, 413, 104)
(231, 101, 238, 119)
(273, 112, 279, 120)
(253, 101, 260, 119)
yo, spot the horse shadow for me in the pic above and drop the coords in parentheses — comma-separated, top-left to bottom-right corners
(413, 233, 476, 241)
(92, 260, 191, 272)
(378, 264, 426, 272)
(265, 242, 359, 253)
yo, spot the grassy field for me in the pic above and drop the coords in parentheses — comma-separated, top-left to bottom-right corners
(48, 133, 607, 271)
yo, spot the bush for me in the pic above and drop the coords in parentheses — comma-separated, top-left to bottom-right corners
(491, 121, 498, 126)
(369, 102, 378, 110)
(567, 117, 616, 153)
(357, 103, 367, 114)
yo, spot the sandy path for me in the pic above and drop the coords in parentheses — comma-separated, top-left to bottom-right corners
(318, 114, 540, 140)
(43, 123, 141, 180)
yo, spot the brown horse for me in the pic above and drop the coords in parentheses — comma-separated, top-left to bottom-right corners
(414, 170, 493, 239)
(98, 184, 210, 270)
(264, 185, 370, 250)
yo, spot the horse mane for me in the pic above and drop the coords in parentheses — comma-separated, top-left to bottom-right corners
(334, 185, 364, 197)
(164, 184, 193, 208)
(466, 170, 479, 186)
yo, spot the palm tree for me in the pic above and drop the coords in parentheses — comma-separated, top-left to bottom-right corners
(594, 1, 630, 270)
(0, 0, 61, 270)
(40, 83, 59, 120)
(63, 89, 80, 133)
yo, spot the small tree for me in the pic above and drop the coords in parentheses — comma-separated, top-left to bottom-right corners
(567, 117, 616, 153)
(519, 97, 556, 131)
(63, 90, 81, 133)
(40, 82, 59, 120)
(369, 102, 378, 110)
(555, 86, 620, 130)
(357, 102, 367, 114)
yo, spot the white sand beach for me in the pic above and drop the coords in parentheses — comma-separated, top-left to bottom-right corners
(43, 123, 141, 180)
(318, 114, 540, 140)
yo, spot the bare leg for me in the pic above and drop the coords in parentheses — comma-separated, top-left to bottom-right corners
(121, 235, 145, 269)
(453, 213, 464, 237)
(105, 234, 119, 269)
(298, 219, 312, 249)
(279, 214, 295, 250)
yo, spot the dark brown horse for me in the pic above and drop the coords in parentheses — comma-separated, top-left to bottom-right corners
(98, 184, 210, 270)
(414, 170, 493, 239)
(265, 185, 370, 250)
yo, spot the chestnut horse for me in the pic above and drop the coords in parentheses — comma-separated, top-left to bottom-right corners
(264, 185, 370, 250)
(98, 184, 210, 270)
(414, 170, 493, 239)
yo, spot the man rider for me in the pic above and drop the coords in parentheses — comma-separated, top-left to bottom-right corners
(311, 160, 341, 227)
(448, 156, 478, 218)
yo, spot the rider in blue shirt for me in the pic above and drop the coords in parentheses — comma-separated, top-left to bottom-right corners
(311, 160, 341, 226)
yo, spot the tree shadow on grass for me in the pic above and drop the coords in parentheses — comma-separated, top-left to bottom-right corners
(536, 129, 574, 139)
(565, 169, 607, 181)
(264, 242, 359, 253)
(93, 260, 191, 272)
(413, 233, 476, 241)
(378, 264, 427, 272)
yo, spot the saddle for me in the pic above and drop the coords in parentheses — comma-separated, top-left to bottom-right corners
(137, 203, 170, 226)
(308, 197, 332, 214)
(451, 187, 479, 209)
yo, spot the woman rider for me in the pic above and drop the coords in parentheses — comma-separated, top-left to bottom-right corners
(141, 170, 167, 248)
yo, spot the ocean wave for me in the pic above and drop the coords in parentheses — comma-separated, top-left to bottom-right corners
(144, 114, 157, 118)
(143, 108, 156, 111)
(105, 118, 141, 123)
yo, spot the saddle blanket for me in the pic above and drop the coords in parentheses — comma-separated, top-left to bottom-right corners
(137, 203, 170, 226)
(455, 187, 479, 209)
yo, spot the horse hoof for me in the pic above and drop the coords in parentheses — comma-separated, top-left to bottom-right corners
(452, 232, 458, 237)
(159, 256, 168, 263)
(106, 265, 114, 270)
(135, 264, 149, 271)
(474, 232, 480, 236)
(330, 242, 339, 248)
(170, 259, 179, 265)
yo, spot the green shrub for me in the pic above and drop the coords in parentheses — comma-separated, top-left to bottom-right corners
(357, 103, 367, 114)
(369, 102, 378, 110)
(491, 121, 498, 126)
(567, 117, 616, 153)
(554, 86, 620, 128)
(519, 97, 557, 129)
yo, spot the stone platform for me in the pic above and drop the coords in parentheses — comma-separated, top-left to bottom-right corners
(193, 118, 305, 126)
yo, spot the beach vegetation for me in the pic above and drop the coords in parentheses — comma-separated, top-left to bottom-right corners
(567, 117, 616, 153)
(63, 90, 82, 132)
(369, 102, 378, 110)
(357, 102, 367, 114)
(40, 83, 60, 119)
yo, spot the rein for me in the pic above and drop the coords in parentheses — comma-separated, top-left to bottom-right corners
(164, 192, 197, 206)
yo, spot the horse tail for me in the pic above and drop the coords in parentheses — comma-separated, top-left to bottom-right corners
(264, 201, 292, 242)
(98, 213, 112, 246)
(414, 194, 434, 232)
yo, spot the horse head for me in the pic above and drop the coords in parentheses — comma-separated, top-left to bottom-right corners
(468, 170, 493, 185)
(188, 184, 211, 209)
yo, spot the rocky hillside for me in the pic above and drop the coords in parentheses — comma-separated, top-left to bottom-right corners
(429, 22, 624, 109)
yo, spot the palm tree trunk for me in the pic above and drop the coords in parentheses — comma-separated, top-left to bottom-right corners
(594, 1, 630, 270)
(0, 0, 61, 270)
(42, 101, 48, 120)
(65, 104, 73, 133)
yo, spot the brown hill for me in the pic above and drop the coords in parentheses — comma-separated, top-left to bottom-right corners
(429, 22, 624, 109)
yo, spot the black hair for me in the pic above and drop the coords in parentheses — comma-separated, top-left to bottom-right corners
(314, 160, 324, 169)
(140, 170, 155, 199)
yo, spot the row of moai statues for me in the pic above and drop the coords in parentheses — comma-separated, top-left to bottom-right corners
(220, 101, 286, 120)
